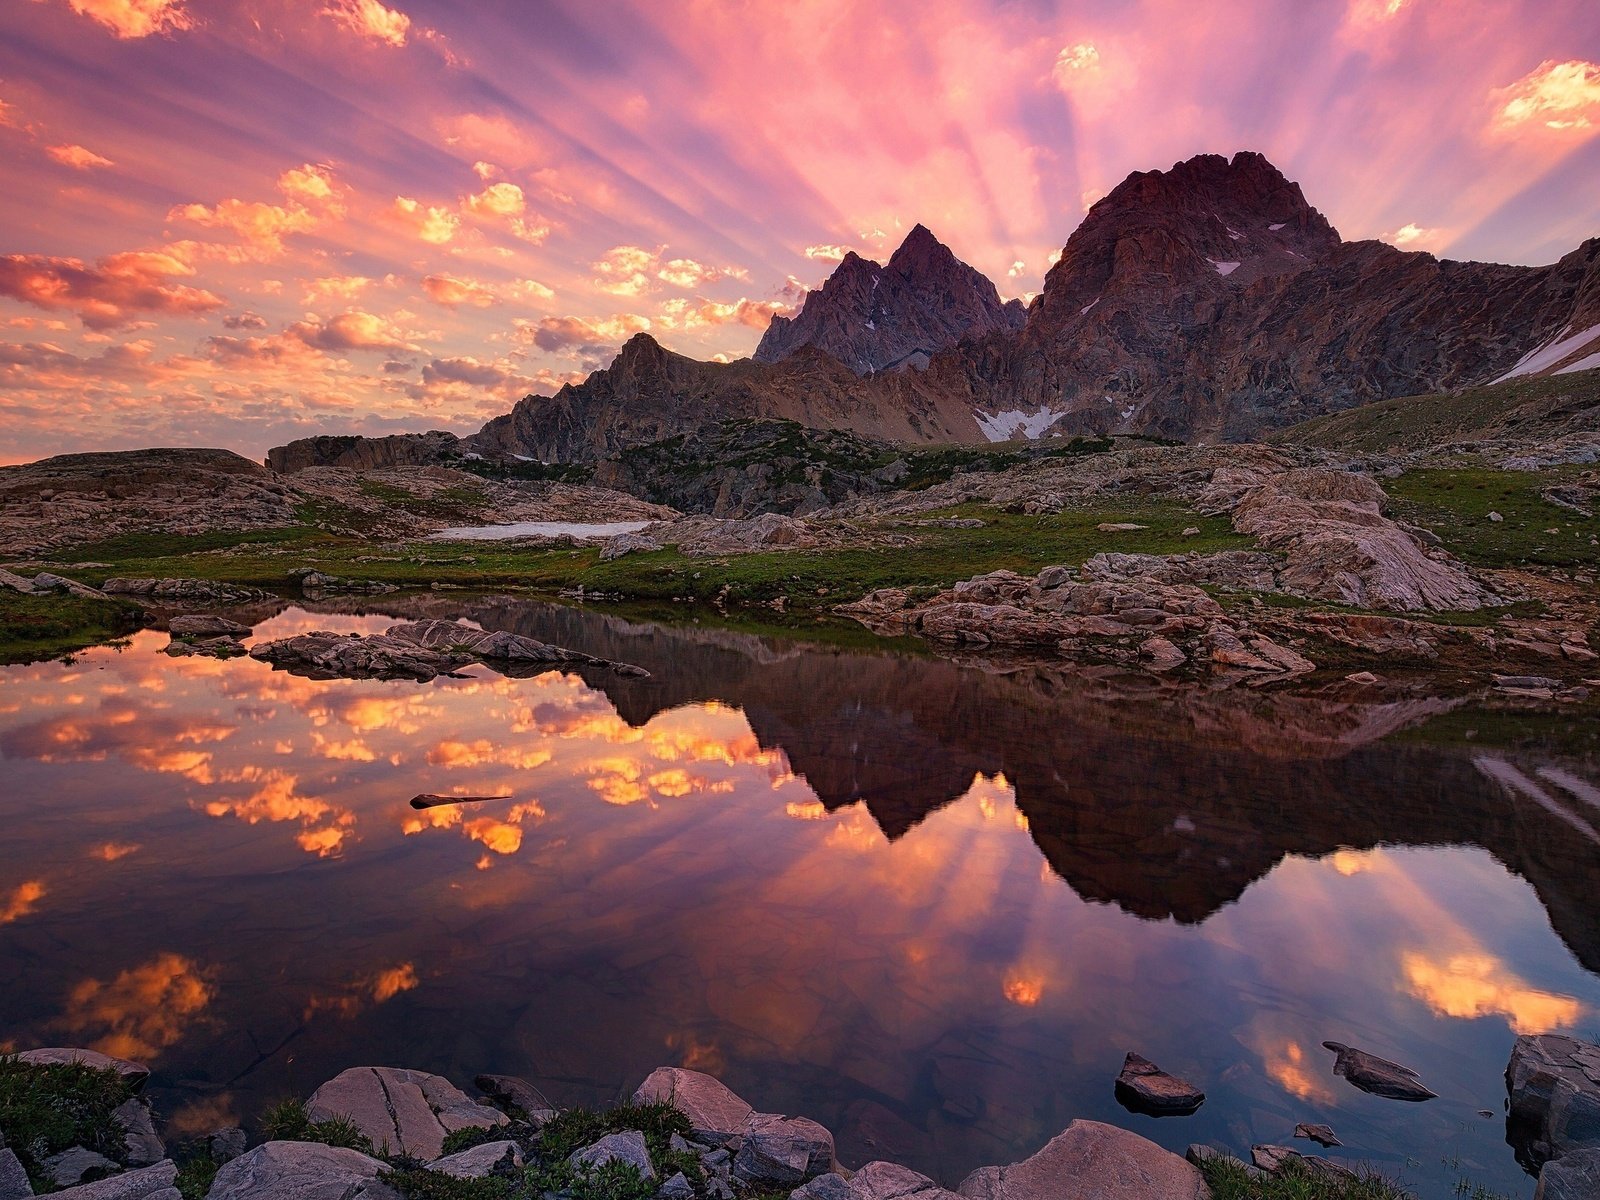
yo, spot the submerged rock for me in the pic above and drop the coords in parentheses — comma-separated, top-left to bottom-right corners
(1506, 1033, 1600, 1170)
(306, 1066, 506, 1161)
(1322, 1041, 1437, 1102)
(957, 1119, 1207, 1200)
(167, 614, 249, 638)
(1293, 1122, 1341, 1148)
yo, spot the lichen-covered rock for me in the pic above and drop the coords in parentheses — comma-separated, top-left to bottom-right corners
(958, 1119, 1207, 1200)
(207, 1141, 392, 1200)
(306, 1067, 506, 1161)
(633, 1068, 754, 1146)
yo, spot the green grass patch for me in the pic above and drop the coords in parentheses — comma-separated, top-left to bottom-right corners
(1198, 1154, 1410, 1200)
(174, 1154, 219, 1200)
(0, 1056, 134, 1189)
(1383, 468, 1600, 570)
(55, 525, 333, 561)
(259, 1097, 375, 1154)
(0, 591, 146, 664)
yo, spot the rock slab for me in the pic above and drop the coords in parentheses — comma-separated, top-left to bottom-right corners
(958, 1119, 1207, 1200)
(430, 1140, 523, 1179)
(0, 1149, 31, 1200)
(15, 1047, 149, 1091)
(50, 1161, 178, 1199)
(733, 1112, 836, 1185)
(1114, 1053, 1205, 1116)
(306, 1066, 506, 1161)
(207, 1141, 391, 1200)
(569, 1131, 655, 1182)
(1538, 1147, 1600, 1200)
(1322, 1040, 1437, 1101)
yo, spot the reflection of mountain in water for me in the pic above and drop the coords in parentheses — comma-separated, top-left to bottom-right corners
(320, 595, 1600, 972)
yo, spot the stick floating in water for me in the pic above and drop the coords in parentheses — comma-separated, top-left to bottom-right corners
(409, 793, 511, 810)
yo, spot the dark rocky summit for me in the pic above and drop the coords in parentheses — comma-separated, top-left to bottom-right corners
(755, 224, 1025, 374)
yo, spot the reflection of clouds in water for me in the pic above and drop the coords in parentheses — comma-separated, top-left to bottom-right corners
(305, 961, 420, 1019)
(1400, 951, 1584, 1034)
(60, 952, 214, 1061)
(92, 841, 142, 861)
(1, 880, 45, 925)
(165, 1094, 239, 1138)
(200, 767, 356, 857)
(0, 695, 236, 783)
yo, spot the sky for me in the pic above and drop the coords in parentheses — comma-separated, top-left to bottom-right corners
(1, 0, 1598, 465)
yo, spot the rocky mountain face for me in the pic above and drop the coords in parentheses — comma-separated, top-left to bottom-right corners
(266, 431, 462, 473)
(472, 332, 986, 463)
(754, 223, 1025, 373)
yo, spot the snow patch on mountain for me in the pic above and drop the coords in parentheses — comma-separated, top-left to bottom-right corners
(975, 407, 1068, 442)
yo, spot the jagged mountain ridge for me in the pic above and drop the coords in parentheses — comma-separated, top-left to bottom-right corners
(754, 223, 1026, 373)
(267, 150, 1600, 468)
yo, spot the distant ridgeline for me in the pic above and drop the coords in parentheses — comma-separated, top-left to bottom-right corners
(266, 150, 1600, 473)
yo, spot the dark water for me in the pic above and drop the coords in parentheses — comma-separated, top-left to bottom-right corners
(3, 598, 1599, 1198)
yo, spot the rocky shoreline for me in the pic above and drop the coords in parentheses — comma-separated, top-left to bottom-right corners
(4, 1035, 1597, 1200)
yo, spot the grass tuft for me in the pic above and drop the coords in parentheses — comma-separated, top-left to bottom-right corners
(258, 1096, 375, 1154)
(0, 1056, 133, 1189)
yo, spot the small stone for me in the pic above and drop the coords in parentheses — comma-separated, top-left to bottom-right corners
(430, 1141, 523, 1179)
(1344, 671, 1378, 684)
(1488, 511, 1504, 522)
(1294, 1123, 1341, 1148)
(1181, 527, 1201, 537)
(1114, 1053, 1205, 1116)
(1251, 1145, 1298, 1173)
(570, 1131, 655, 1182)
(659, 1171, 696, 1200)
(44, 1147, 118, 1188)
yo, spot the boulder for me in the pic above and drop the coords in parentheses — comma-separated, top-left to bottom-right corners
(1114, 1053, 1205, 1116)
(29, 573, 109, 599)
(113, 1098, 164, 1166)
(1322, 1041, 1436, 1102)
(569, 1131, 655, 1182)
(474, 1073, 556, 1124)
(0, 1150, 29, 1200)
(1538, 1147, 1600, 1200)
(49, 1160, 179, 1199)
(1506, 1034, 1600, 1169)
(660, 1171, 697, 1200)
(599, 533, 664, 561)
(167, 614, 250, 638)
(733, 1112, 836, 1185)
(846, 1160, 961, 1200)
(0, 568, 38, 593)
(15, 1047, 149, 1091)
(430, 1140, 523, 1179)
(957, 1119, 1207, 1200)
(793, 1171, 855, 1200)
(306, 1067, 506, 1161)
(207, 1141, 392, 1200)
(633, 1068, 754, 1146)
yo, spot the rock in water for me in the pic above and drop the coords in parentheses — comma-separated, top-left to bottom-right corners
(306, 1066, 506, 1161)
(1538, 1148, 1600, 1200)
(207, 1142, 391, 1200)
(1294, 1122, 1342, 1148)
(1506, 1033, 1600, 1170)
(1114, 1053, 1205, 1116)
(633, 1067, 754, 1146)
(846, 1161, 963, 1200)
(957, 1119, 1207, 1200)
(1322, 1041, 1437, 1102)
(168, 614, 250, 638)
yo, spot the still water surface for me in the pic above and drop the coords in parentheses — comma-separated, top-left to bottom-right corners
(2, 598, 1598, 1198)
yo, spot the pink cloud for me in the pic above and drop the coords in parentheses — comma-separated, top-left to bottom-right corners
(320, 0, 411, 48)
(0, 251, 223, 329)
(48, 144, 115, 170)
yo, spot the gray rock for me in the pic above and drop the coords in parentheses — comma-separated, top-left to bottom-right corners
(15, 1047, 149, 1091)
(1293, 1123, 1341, 1148)
(1507, 1034, 1600, 1170)
(793, 1171, 853, 1200)
(430, 1140, 523, 1179)
(570, 1131, 655, 1182)
(474, 1073, 556, 1125)
(207, 1141, 390, 1200)
(658, 1171, 696, 1200)
(50, 1161, 178, 1199)
(167, 614, 250, 638)
(0, 568, 37, 594)
(633, 1068, 754, 1146)
(958, 1120, 1207, 1200)
(1538, 1148, 1600, 1200)
(733, 1112, 835, 1185)
(1184, 1145, 1264, 1180)
(1114, 1053, 1204, 1116)
(306, 1066, 506, 1161)
(0, 1148, 31, 1200)
(1250, 1146, 1297, 1173)
(29, 573, 108, 599)
(847, 1161, 960, 1200)
(1322, 1041, 1437, 1101)
(101, 578, 270, 605)
(44, 1147, 118, 1187)
(600, 533, 664, 561)
(207, 1128, 247, 1165)
(113, 1099, 164, 1166)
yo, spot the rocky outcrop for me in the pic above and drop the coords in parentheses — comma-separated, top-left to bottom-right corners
(431, 1141, 524, 1179)
(653, 513, 835, 557)
(570, 1131, 655, 1181)
(475, 1073, 556, 1124)
(207, 1141, 393, 1200)
(957, 1119, 1208, 1200)
(265, 430, 461, 474)
(1506, 1034, 1600, 1171)
(756, 224, 1025, 375)
(1538, 1147, 1600, 1200)
(1322, 1041, 1437, 1102)
(102, 578, 273, 605)
(305, 1066, 506, 1161)
(247, 619, 650, 681)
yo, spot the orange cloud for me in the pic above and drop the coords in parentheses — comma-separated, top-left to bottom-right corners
(0, 251, 223, 329)
(63, 0, 192, 39)
(0, 880, 45, 924)
(657, 296, 793, 331)
(60, 952, 213, 1060)
(322, 0, 411, 47)
(48, 144, 114, 169)
(390, 196, 459, 244)
(422, 274, 499, 308)
(1400, 950, 1585, 1034)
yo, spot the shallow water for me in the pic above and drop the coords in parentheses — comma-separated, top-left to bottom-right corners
(427, 520, 653, 540)
(2, 598, 1597, 1197)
